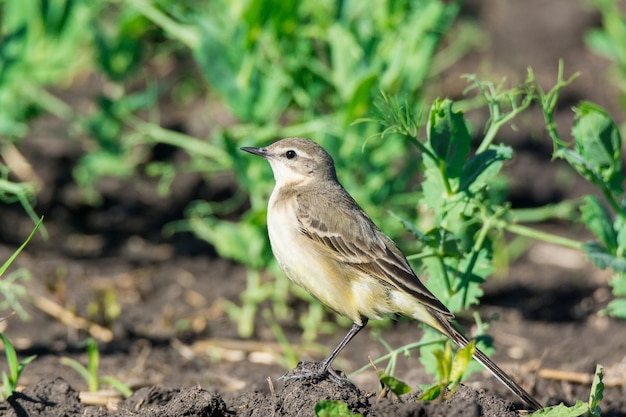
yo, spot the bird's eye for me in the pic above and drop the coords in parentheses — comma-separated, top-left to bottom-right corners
(285, 150, 297, 159)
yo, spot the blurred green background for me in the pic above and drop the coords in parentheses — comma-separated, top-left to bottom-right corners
(0, 0, 625, 387)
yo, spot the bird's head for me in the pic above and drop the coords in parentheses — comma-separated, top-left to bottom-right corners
(241, 138, 338, 187)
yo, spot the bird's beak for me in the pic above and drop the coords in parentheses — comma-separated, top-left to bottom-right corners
(240, 146, 269, 159)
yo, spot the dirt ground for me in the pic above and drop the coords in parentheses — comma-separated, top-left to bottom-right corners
(1, 1, 626, 416)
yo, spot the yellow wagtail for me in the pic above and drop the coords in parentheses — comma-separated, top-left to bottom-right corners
(241, 137, 542, 410)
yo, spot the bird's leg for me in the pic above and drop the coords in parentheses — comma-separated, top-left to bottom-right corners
(280, 321, 366, 386)
(318, 321, 366, 374)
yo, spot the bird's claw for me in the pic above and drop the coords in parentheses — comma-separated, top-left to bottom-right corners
(278, 361, 356, 388)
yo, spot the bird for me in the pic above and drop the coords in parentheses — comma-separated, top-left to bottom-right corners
(241, 137, 542, 410)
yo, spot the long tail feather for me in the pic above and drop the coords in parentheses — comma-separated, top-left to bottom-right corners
(434, 313, 543, 411)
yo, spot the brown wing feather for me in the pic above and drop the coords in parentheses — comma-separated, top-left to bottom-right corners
(295, 185, 452, 317)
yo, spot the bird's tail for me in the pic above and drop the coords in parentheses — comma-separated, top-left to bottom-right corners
(432, 312, 543, 411)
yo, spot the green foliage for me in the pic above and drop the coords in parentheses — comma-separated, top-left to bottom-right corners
(1, 0, 482, 345)
(558, 102, 623, 198)
(418, 341, 474, 401)
(0, 333, 37, 400)
(540, 82, 626, 318)
(531, 401, 590, 417)
(378, 372, 412, 398)
(585, 3, 626, 293)
(314, 400, 364, 417)
(175, 0, 462, 124)
(60, 338, 132, 397)
(350, 334, 447, 380)
(4, 1, 626, 399)
(585, 0, 626, 108)
(0, 0, 88, 136)
(0, 156, 46, 238)
(531, 365, 604, 417)
(150, 0, 474, 342)
(427, 98, 471, 180)
(375, 95, 511, 377)
(580, 196, 617, 251)
(370, 63, 625, 384)
(588, 365, 604, 417)
(0, 217, 43, 320)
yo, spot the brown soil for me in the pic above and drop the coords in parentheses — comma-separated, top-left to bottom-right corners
(1, 1, 626, 416)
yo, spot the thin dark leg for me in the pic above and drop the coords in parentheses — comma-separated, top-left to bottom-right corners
(318, 320, 367, 373)
(279, 320, 367, 384)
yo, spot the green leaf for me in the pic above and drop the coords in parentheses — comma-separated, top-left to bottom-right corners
(442, 341, 476, 399)
(194, 19, 288, 123)
(605, 270, 626, 318)
(0, 217, 43, 277)
(328, 24, 363, 102)
(422, 245, 488, 314)
(86, 339, 99, 384)
(580, 196, 617, 250)
(0, 334, 36, 399)
(417, 384, 441, 401)
(17, 355, 36, 376)
(571, 101, 623, 195)
(2, 372, 11, 399)
(194, 23, 244, 117)
(420, 156, 449, 214)
(530, 400, 588, 417)
(344, 72, 378, 123)
(378, 372, 412, 396)
(588, 365, 604, 417)
(606, 297, 626, 319)
(459, 145, 512, 193)
(423, 228, 462, 257)
(388, 211, 429, 242)
(314, 400, 363, 417)
(432, 343, 453, 382)
(187, 215, 271, 269)
(449, 341, 475, 384)
(609, 272, 626, 296)
(100, 376, 133, 398)
(61, 358, 92, 391)
(614, 213, 626, 250)
(0, 334, 18, 384)
(427, 98, 471, 179)
(583, 242, 626, 272)
(585, 30, 614, 59)
(418, 329, 448, 377)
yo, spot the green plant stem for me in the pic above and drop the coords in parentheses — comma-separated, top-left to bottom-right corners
(462, 74, 533, 154)
(409, 138, 438, 165)
(130, 118, 232, 164)
(437, 252, 453, 298)
(406, 250, 436, 261)
(458, 215, 492, 307)
(125, 0, 200, 49)
(505, 223, 585, 250)
(349, 337, 447, 377)
(376, 336, 398, 376)
(239, 269, 261, 338)
(229, 116, 340, 142)
(599, 184, 626, 220)
(0, 217, 44, 277)
(509, 200, 580, 223)
(477, 99, 531, 154)
(262, 309, 298, 369)
(532, 60, 580, 150)
(22, 85, 74, 121)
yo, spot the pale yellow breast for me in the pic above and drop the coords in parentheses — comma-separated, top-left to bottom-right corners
(267, 189, 357, 319)
(266, 187, 406, 324)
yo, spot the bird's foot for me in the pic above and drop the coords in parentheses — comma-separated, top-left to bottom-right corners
(278, 361, 356, 388)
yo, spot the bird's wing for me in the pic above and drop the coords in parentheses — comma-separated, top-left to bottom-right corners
(295, 188, 452, 317)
